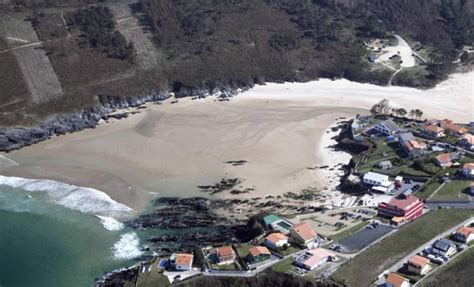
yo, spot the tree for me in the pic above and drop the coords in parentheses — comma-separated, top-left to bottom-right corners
(415, 109, 423, 120)
(398, 108, 407, 117)
(370, 99, 391, 116)
(409, 109, 416, 119)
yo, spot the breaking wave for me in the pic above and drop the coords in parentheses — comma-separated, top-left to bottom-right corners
(0, 175, 134, 219)
(112, 232, 143, 260)
(96, 215, 125, 231)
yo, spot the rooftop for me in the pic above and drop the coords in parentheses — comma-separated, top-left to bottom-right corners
(456, 226, 474, 237)
(398, 132, 415, 142)
(386, 272, 409, 287)
(436, 153, 453, 163)
(175, 253, 193, 266)
(462, 133, 474, 144)
(215, 246, 234, 257)
(249, 246, 271, 257)
(385, 195, 421, 211)
(464, 163, 474, 170)
(433, 238, 455, 252)
(364, 172, 389, 182)
(423, 125, 444, 134)
(291, 222, 317, 241)
(265, 232, 288, 243)
(263, 214, 281, 226)
(408, 255, 430, 268)
(297, 248, 335, 267)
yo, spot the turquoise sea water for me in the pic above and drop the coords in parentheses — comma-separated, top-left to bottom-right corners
(0, 186, 135, 287)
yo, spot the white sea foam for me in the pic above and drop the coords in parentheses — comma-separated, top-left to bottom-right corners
(0, 175, 134, 219)
(0, 155, 19, 169)
(96, 215, 125, 231)
(112, 232, 143, 260)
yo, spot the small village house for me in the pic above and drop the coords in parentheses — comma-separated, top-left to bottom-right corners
(378, 160, 393, 170)
(384, 272, 411, 287)
(290, 222, 318, 247)
(213, 246, 236, 265)
(373, 119, 401, 136)
(264, 233, 289, 250)
(462, 163, 474, 177)
(170, 253, 194, 271)
(397, 132, 427, 157)
(432, 239, 456, 257)
(460, 133, 474, 150)
(445, 123, 468, 136)
(295, 248, 336, 270)
(439, 119, 453, 128)
(377, 195, 424, 224)
(434, 152, 460, 167)
(247, 246, 271, 264)
(422, 124, 445, 138)
(406, 255, 431, 275)
(453, 226, 474, 243)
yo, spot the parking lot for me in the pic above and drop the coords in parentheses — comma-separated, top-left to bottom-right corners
(337, 224, 394, 253)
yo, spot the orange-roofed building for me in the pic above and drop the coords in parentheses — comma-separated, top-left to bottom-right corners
(453, 226, 474, 243)
(407, 255, 431, 275)
(435, 153, 455, 167)
(290, 222, 318, 247)
(295, 248, 336, 270)
(213, 246, 236, 265)
(440, 119, 453, 128)
(170, 253, 193, 271)
(247, 246, 271, 263)
(422, 125, 445, 138)
(264, 233, 289, 249)
(385, 272, 411, 287)
(445, 123, 468, 136)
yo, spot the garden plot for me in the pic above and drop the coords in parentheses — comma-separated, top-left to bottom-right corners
(110, 2, 161, 70)
(2, 17, 63, 103)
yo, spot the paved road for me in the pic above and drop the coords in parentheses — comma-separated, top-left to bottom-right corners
(426, 202, 474, 209)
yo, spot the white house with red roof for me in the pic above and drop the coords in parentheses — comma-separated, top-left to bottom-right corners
(264, 233, 289, 249)
(460, 134, 474, 150)
(422, 124, 445, 138)
(453, 226, 474, 243)
(290, 222, 318, 247)
(295, 248, 336, 270)
(462, 163, 474, 177)
(170, 253, 194, 271)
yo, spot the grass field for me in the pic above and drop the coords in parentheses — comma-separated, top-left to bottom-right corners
(331, 209, 473, 287)
(136, 269, 170, 287)
(417, 180, 442, 199)
(419, 247, 474, 287)
(430, 180, 471, 201)
(271, 257, 294, 273)
(236, 243, 254, 258)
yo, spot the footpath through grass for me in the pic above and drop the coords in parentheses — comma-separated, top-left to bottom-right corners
(420, 246, 474, 287)
(330, 209, 473, 287)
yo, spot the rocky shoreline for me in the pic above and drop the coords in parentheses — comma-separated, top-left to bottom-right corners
(0, 86, 248, 152)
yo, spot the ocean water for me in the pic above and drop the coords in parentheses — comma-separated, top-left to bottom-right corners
(0, 183, 142, 287)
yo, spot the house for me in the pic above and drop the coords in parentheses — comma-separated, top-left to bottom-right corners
(378, 195, 424, 223)
(247, 246, 271, 264)
(213, 246, 236, 265)
(264, 233, 289, 249)
(453, 226, 474, 243)
(384, 272, 411, 287)
(368, 54, 379, 62)
(434, 153, 460, 167)
(363, 172, 393, 193)
(432, 239, 456, 257)
(462, 163, 474, 177)
(170, 253, 193, 271)
(373, 119, 401, 136)
(290, 222, 318, 247)
(379, 160, 393, 170)
(422, 125, 445, 138)
(295, 248, 336, 270)
(439, 119, 453, 128)
(406, 255, 431, 275)
(445, 123, 468, 136)
(460, 134, 474, 150)
(397, 132, 427, 157)
(397, 131, 416, 143)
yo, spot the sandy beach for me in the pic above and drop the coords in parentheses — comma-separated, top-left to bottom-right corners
(0, 72, 472, 213)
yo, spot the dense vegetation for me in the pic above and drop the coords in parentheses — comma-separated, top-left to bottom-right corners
(67, 6, 135, 61)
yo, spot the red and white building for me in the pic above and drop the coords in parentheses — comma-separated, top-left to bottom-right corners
(378, 196, 424, 223)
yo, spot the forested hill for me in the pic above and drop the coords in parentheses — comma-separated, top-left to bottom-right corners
(0, 0, 472, 128)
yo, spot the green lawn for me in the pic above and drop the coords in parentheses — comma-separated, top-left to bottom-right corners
(417, 180, 442, 199)
(358, 140, 401, 171)
(329, 221, 369, 243)
(236, 243, 254, 258)
(271, 257, 294, 273)
(211, 262, 241, 271)
(330, 209, 473, 287)
(430, 180, 471, 201)
(136, 268, 170, 287)
(420, 247, 474, 287)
